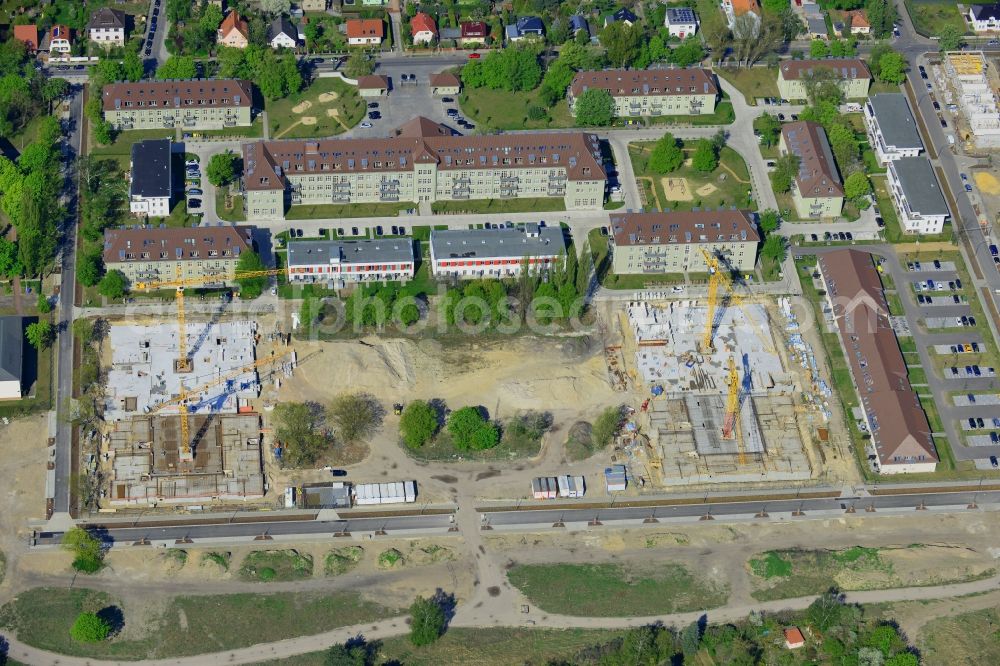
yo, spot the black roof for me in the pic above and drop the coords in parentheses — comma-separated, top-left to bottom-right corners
(0, 316, 23, 386)
(268, 16, 297, 42)
(611, 8, 639, 23)
(130, 139, 171, 199)
(971, 3, 1000, 21)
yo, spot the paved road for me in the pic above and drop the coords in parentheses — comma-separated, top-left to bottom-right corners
(52, 85, 84, 517)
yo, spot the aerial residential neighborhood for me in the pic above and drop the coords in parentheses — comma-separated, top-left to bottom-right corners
(0, 0, 1000, 663)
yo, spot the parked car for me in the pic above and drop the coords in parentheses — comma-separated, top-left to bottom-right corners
(991, 454, 999, 467)
(968, 393, 977, 404)
(351, 227, 359, 236)
(956, 278, 963, 289)
(810, 234, 818, 241)
(188, 198, 202, 208)
(468, 52, 481, 59)
(953, 294, 961, 303)
(375, 225, 383, 236)
(187, 188, 202, 196)
(978, 417, 985, 428)
(368, 102, 379, 109)
(446, 108, 459, 116)
(360, 121, 372, 128)
(441, 97, 454, 103)
(876, 216, 885, 228)
(970, 418, 978, 428)
(961, 173, 968, 181)
(940, 117, 948, 128)
(934, 259, 941, 269)
(973, 364, 982, 375)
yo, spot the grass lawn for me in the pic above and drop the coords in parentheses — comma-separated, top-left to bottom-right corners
(886, 292, 905, 316)
(238, 550, 314, 582)
(89, 128, 175, 159)
(508, 563, 727, 617)
(873, 176, 953, 244)
(715, 67, 779, 105)
(921, 607, 1000, 666)
(906, 363, 927, 386)
(191, 116, 264, 139)
(919, 393, 944, 432)
(905, 0, 969, 37)
(267, 78, 365, 139)
(0, 587, 397, 660)
(154, 199, 200, 228)
(645, 100, 735, 127)
(251, 628, 627, 666)
(430, 197, 566, 214)
(459, 86, 574, 130)
(748, 546, 994, 601)
(216, 193, 246, 223)
(629, 142, 754, 212)
(286, 201, 414, 219)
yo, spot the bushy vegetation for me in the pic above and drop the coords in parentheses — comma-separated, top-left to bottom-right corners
(62, 527, 104, 574)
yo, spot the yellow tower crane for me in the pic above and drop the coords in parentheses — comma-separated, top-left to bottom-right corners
(148, 350, 294, 462)
(700, 248, 735, 353)
(134, 266, 287, 460)
(722, 356, 747, 465)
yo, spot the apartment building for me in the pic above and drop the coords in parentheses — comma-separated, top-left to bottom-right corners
(863, 93, 923, 164)
(609, 209, 759, 274)
(429, 225, 565, 279)
(780, 121, 844, 219)
(241, 117, 606, 221)
(968, 3, 1000, 31)
(664, 7, 699, 38)
(817, 249, 937, 474)
(103, 225, 254, 287)
(88, 7, 127, 47)
(286, 239, 416, 285)
(129, 139, 172, 217)
(776, 58, 871, 101)
(103, 79, 254, 130)
(567, 68, 719, 118)
(886, 157, 949, 234)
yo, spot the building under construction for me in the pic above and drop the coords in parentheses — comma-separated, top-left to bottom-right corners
(105, 412, 265, 506)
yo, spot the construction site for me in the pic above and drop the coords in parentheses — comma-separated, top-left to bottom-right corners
(605, 252, 828, 487)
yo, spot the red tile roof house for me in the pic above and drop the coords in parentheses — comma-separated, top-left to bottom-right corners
(13, 25, 38, 53)
(784, 627, 805, 649)
(346, 19, 384, 46)
(459, 21, 489, 46)
(410, 12, 438, 45)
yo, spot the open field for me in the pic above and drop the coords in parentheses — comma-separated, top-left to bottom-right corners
(0, 587, 397, 660)
(715, 67, 779, 104)
(459, 87, 574, 130)
(508, 562, 727, 617)
(905, 0, 969, 37)
(268, 78, 365, 139)
(920, 607, 1000, 666)
(748, 545, 996, 601)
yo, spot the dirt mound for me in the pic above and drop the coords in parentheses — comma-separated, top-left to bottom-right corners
(292, 100, 313, 114)
(300, 116, 317, 125)
(318, 92, 339, 103)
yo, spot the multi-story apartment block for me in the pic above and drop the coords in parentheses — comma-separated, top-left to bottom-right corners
(968, 3, 1000, 31)
(129, 139, 172, 217)
(817, 249, 937, 474)
(567, 68, 718, 118)
(886, 157, 950, 234)
(88, 7, 127, 47)
(429, 225, 564, 279)
(864, 94, 923, 165)
(664, 7, 699, 38)
(241, 117, 606, 222)
(103, 79, 254, 130)
(103, 225, 254, 287)
(780, 121, 844, 219)
(286, 239, 416, 285)
(609, 210, 759, 274)
(776, 58, 871, 100)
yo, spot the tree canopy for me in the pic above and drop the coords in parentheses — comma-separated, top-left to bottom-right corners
(461, 46, 542, 92)
(329, 393, 383, 444)
(574, 88, 615, 126)
(98, 269, 128, 300)
(273, 401, 332, 467)
(156, 56, 198, 80)
(691, 139, 719, 173)
(447, 406, 499, 451)
(235, 250, 267, 299)
(409, 596, 447, 646)
(63, 527, 104, 573)
(648, 133, 684, 174)
(207, 152, 237, 187)
(399, 400, 439, 449)
(70, 613, 111, 643)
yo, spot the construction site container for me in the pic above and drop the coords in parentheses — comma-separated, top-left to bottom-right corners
(532, 477, 558, 499)
(354, 481, 415, 505)
(604, 466, 627, 492)
(403, 481, 417, 502)
(557, 475, 586, 498)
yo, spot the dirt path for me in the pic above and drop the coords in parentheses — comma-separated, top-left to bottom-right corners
(11, 275, 23, 314)
(720, 161, 749, 183)
(273, 120, 302, 140)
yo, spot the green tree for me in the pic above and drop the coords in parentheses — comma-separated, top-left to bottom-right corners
(329, 393, 383, 444)
(447, 406, 499, 451)
(235, 249, 266, 299)
(325, 642, 373, 666)
(77, 247, 104, 287)
(600, 22, 643, 68)
(807, 591, 846, 631)
(884, 654, 918, 666)
(409, 596, 446, 646)
(273, 401, 331, 467)
(754, 114, 782, 148)
(670, 38, 705, 67)
(573, 88, 615, 126)
(41, 77, 70, 104)
(761, 234, 788, 263)
(761, 0, 789, 13)
(94, 59, 125, 84)
(93, 120, 114, 146)
(156, 56, 198, 80)
(0, 237, 21, 278)
(123, 49, 144, 82)
(36, 291, 50, 314)
(345, 52, 374, 78)
(877, 51, 906, 84)
(70, 612, 111, 643)
(592, 405, 622, 448)
(938, 24, 964, 52)
(866, 0, 898, 38)
(758, 209, 780, 235)
(62, 526, 104, 573)
(98, 269, 128, 299)
(826, 122, 859, 170)
(400, 400, 439, 449)
(771, 153, 800, 193)
(207, 152, 237, 187)
(867, 43, 893, 78)
(810, 40, 830, 58)
(648, 133, 684, 174)
(25, 320, 52, 351)
(691, 139, 719, 172)
(680, 620, 701, 658)
(844, 171, 871, 201)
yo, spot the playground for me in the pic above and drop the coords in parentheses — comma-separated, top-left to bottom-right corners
(268, 78, 365, 139)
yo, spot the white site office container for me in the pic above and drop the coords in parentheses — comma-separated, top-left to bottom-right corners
(557, 475, 586, 498)
(403, 480, 416, 502)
